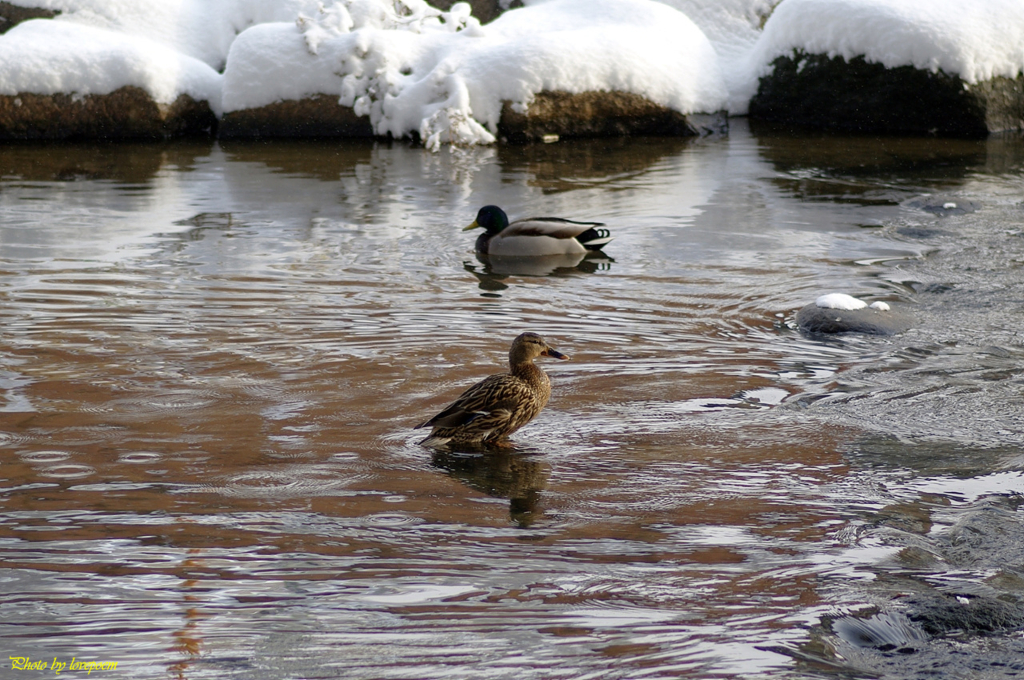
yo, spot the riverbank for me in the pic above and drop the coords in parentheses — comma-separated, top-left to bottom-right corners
(1, 0, 1021, 143)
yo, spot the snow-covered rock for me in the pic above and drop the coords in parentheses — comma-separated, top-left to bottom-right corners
(796, 293, 912, 335)
(744, 0, 1024, 135)
(1, 0, 325, 70)
(221, 0, 729, 146)
(0, 19, 220, 139)
(5, 0, 1021, 143)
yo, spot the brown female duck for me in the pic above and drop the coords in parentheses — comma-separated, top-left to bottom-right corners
(416, 332, 569, 447)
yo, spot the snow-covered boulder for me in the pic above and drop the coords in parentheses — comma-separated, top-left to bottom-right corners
(796, 294, 913, 335)
(0, 0, 325, 70)
(0, 19, 221, 140)
(744, 0, 1024, 137)
(221, 0, 729, 145)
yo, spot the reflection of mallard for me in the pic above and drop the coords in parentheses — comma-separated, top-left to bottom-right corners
(465, 205, 613, 257)
(416, 332, 569, 447)
(463, 251, 613, 295)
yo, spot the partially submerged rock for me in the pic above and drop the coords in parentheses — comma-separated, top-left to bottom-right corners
(0, 87, 216, 140)
(498, 91, 726, 143)
(749, 52, 1024, 138)
(906, 196, 982, 216)
(796, 294, 913, 335)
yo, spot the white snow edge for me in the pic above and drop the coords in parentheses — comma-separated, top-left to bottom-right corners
(815, 293, 891, 311)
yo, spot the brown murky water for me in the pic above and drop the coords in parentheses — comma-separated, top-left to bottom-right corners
(2, 122, 1023, 679)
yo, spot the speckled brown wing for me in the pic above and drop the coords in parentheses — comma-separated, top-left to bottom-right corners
(417, 372, 550, 444)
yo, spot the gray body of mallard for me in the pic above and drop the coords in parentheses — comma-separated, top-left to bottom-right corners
(416, 332, 569, 447)
(465, 205, 614, 257)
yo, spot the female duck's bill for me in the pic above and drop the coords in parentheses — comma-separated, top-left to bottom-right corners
(465, 205, 613, 257)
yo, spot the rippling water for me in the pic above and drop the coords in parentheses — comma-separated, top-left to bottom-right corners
(1, 122, 1022, 679)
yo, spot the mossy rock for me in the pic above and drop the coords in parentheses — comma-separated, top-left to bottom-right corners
(219, 95, 374, 139)
(499, 90, 726, 143)
(749, 51, 1024, 138)
(0, 86, 216, 140)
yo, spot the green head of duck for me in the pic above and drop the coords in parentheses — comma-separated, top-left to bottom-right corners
(464, 205, 510, 235)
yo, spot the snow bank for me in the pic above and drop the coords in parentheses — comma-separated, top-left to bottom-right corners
(481, 0, 726, 118)
(736, 0, 1024, 110)
(0, 19, 221, 111)
(4, 0, 324, 70)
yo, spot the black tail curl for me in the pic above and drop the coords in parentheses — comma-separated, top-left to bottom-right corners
(578, 227, 614, 251)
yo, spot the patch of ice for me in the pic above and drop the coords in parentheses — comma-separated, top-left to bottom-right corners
(869, 301, 890, 311)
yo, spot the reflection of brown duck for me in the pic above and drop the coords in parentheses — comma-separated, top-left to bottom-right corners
(432, 448, 550, 527)
(465, 205, 613, 257)
(416, 333, 568, 447)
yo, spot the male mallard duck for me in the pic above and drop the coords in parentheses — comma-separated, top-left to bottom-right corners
(416, 332, 569, 447)
(465, 205, 613, 257)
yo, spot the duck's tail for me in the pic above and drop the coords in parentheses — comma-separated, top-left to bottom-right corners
(577, 227, 614, 251)
(418, 433, 452, 448)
